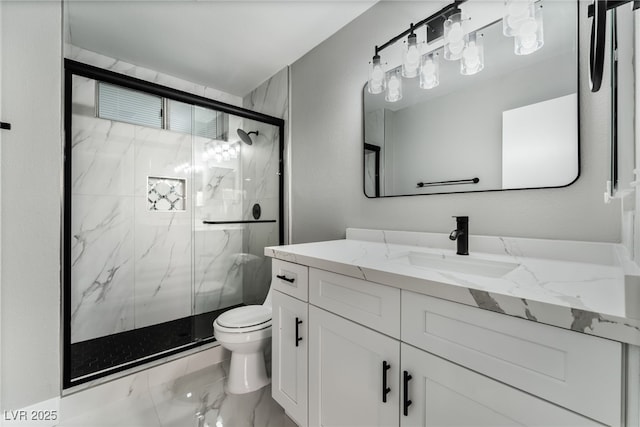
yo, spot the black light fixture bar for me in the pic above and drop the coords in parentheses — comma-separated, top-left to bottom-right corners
(588, 0, 640, 17)
(374, 0, 468, 56)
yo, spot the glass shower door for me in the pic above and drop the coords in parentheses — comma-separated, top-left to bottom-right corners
(191, 113, 281, 340)
(64, 60, 284, 387)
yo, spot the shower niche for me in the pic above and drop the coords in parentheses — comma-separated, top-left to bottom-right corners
(63, 60, 284, 388)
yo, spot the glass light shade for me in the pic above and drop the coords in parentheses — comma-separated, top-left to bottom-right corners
(368, 55, 386, 94)
(385, 69, 403, 102)
(514, 3, 543, 55)
(460, 32, 484, 75)
(419, 52, 440, 89)
(503, 0, 535, 37)
(444, 12, 465, 60)
(402, 33, 421, 78)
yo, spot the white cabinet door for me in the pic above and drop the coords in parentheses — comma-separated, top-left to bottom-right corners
(309, 305, 399, 427)
(402, 292, 621, 426)
(272, 291, 308, 427)
(400, 343, 603, 427)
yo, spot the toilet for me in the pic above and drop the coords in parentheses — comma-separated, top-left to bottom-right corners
(213, 287, 272, 394)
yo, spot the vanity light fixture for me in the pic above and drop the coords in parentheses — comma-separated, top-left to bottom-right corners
(503, 0, 544, 55)
(367, 0, 547, 102)
(367, 1, 464, 102)
(419, 51, 440, 89)
(460, 32, 484, 75)
(385, 68, 403, 102)
(202, 141, 239, 164)
(503, 0, 533, 36)
(514, 2, 544, 55)
(402, 27, 421, 78)
(368, 53, 386, 94)
(444, 12, 466, 61)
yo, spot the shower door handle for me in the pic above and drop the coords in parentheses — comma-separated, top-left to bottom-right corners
(295, 317, 303, 347)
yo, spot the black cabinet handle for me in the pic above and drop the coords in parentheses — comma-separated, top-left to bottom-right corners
(382, 361, 391, 403)
(403, 371, 412, 416)
(277, 274, 295, 283)
(0, 122, 11, 130)
(295, 317, 303, 347)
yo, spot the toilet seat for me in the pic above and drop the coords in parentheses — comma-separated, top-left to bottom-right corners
(214, 305, 272, 333)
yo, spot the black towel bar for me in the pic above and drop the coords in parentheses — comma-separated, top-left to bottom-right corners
(416, 177, 479, 188)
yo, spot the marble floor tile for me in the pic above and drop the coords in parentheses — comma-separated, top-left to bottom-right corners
(57, 360, 291, 427)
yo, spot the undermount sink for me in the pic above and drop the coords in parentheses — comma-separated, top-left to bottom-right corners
(396, 251, 520, 278)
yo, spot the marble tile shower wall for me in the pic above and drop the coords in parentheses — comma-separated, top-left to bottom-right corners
(66, 47, 286, 341)
(242, 68, 289, 304)
(70, 76, 244, 343)
(65, 45, 242, 107)
(192, 126, 245, 314)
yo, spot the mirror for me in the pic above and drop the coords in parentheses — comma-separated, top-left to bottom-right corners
(363, 1, 578, 197)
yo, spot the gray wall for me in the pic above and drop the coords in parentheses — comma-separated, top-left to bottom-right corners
(1, 1, 62, 410)
(290, 1, 619, 244)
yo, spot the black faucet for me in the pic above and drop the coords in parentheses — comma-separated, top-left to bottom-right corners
(449, 216, 469, 255)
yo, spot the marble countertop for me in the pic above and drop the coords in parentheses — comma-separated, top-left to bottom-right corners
(265, 228, 640, 346)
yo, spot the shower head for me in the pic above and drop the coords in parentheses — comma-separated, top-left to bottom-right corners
(237, 129, 258, 145)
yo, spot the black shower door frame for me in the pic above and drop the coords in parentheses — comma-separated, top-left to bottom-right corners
(62, 59, 284, 389)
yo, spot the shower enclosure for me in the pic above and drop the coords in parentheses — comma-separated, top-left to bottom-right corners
(63, 60, 283, 388)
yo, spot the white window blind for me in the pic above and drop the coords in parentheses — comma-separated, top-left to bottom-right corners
(167, 101, 223, 139)
(167, 100, 193, 134)
(97, 82, 229, 139)
(97, 82, 163, 128)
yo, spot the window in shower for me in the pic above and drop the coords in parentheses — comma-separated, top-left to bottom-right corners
(63, 59, 284, 388)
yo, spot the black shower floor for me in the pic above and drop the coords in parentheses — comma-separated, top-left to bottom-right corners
(69, 305, 241, 381)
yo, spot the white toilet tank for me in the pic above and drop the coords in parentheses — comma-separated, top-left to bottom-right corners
(262, 280, 274, 309)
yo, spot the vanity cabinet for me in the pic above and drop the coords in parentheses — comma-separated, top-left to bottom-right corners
(308, 305, 399, 427)
(402, 291, 622, 426)
(271, 260, 623, 427)
(271, 261, 309, 427)
(400, 343, 601, 426)
(306, 307, 601, 427)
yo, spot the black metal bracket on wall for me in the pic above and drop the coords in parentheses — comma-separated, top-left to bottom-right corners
(588, 0, 640, 92)
(0, 122, 11, 130)
(373, 0, 467, 57)
(588, 0, 640, 17)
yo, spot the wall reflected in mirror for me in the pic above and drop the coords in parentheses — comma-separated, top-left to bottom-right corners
(363, 0, 578, 197)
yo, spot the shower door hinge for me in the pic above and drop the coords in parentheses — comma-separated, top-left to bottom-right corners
(0, 122, 11, 130)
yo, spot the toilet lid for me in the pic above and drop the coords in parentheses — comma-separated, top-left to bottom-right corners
(216, 305, 271, 329)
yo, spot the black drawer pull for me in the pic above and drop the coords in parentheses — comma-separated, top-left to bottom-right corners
(295, 317, 303, 347)
(403, 371, 412, 416)
(0, 122, 11, 130)
(276, 274, 295, 283)
(382, 361, 391, 403)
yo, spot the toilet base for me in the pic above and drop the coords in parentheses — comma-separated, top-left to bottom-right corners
(227, 351, 270, 394)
